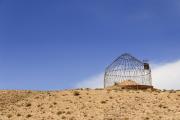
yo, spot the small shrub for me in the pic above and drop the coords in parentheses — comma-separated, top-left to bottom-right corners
(162, 89, 166, 92)
(95, 88, 103, 90)
(169, 90, 176, 93)
(17, 113, 21, 116)
(85, 88, 90, 91)
(101, 100, 106, 104)
(49, 105, 53, 108)
(7, 114, 12, 118)
(163, 106, 167, 109)
(69, 116, 76, 120)
(73, 91, 80, 96)
(145, 117, 149, 120)
(27, 90, 32, 94)
(106, 89, 111, 93)
(37, 104, 41, 107)
(61, 115, 66, 119)
(26, 114, 32, 118)
(53, 102, 57, 105)
(25, 103, 31, 107)
(35, 96, 39, 99)
(57, 111, 63, 115)
(62, 94, 67, 96)
(158, 104, 163, 108)
(114, 82, 118, 86)
(66, 111, 71, 114)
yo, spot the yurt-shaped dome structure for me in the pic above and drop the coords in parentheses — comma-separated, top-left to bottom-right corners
(104, 53, 153, 89)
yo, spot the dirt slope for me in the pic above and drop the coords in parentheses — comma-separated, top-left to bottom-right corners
(0, 89, 180, 120)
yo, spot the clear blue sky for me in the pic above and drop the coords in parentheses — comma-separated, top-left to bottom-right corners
(0, 0, 180, 90)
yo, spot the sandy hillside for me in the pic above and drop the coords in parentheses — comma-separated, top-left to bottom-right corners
(0, 88, 180, 120)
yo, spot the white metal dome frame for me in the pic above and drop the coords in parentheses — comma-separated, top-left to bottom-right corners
(104, 53, 152, 88)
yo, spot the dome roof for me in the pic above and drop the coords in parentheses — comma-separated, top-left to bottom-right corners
(106, 53, 144, 72)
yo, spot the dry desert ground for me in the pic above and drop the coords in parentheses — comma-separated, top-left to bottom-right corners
(0, 88, 180, 120)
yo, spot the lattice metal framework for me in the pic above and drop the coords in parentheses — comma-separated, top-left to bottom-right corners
(104, 53, 152, 88)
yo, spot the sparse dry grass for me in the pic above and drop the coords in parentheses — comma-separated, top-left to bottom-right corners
(0, 89, 180, 120)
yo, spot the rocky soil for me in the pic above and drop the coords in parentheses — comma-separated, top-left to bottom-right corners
(0, 88, 180, 120)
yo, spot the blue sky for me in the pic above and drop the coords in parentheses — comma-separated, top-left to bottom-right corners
(0, 0, 180, 90)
